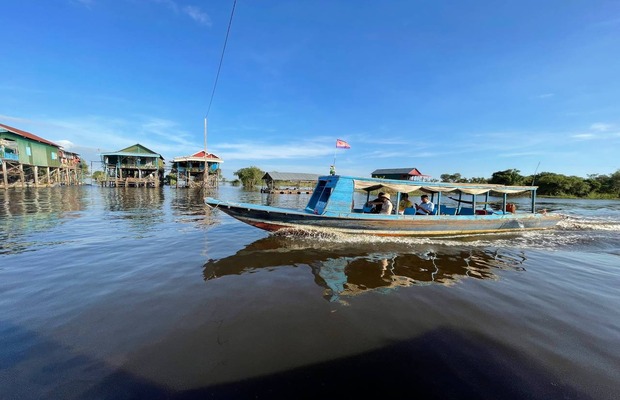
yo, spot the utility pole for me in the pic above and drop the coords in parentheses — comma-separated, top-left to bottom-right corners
(204, 117, 209, 188)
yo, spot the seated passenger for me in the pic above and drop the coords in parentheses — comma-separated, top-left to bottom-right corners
(415, 194, 435, 215)
(366, 192, 393, 214)
(398, 193, 414, 214)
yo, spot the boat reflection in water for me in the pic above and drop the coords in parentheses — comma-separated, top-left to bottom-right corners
(203, 235, 526, 302)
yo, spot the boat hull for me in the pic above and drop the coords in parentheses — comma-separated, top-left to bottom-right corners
(205, 198, 561, 237)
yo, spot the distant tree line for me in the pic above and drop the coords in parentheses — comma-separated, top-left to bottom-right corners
(230, 165, 619, 198)
(440, 169, 620, 198)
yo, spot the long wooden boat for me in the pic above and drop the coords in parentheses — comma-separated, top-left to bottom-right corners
(205, 175, 562, 236)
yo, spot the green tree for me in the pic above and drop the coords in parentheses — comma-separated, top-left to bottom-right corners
(92, 171, 105, 182)
(490, 169, 523, 185)
(586, 174, 603, 193)
(609, 170, 620, 196)
(165, 173, 177, 186)
(568, 177, 591, 197)
(535, 172, 572, 196)
(468, 177, 489, 184)
(234, 166, 264, 189)
(440, 173, 462, 183)
(79, 160, 90, 177)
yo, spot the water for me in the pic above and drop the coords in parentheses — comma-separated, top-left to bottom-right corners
(1, 186, 619, 399)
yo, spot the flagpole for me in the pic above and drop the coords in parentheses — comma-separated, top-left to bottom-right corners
(333, 139, 349, 175)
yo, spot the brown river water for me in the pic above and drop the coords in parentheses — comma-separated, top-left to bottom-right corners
(1, 185, 619, 399)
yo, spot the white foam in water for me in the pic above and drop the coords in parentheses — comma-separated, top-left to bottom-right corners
(557, 214, 620, 231)
(273, 212, 619, 252)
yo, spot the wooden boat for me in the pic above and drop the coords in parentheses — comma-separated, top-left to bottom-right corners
(205, 175, 562, 236)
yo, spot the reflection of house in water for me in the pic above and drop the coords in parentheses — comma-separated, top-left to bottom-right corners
(202, 237, 525, 302)
(99, 144, 164, 187)
(1, 123, 83, 188)
(99, 188, 165, 234)
(0, 187, 87, 255)
(170, 150, 222, 188)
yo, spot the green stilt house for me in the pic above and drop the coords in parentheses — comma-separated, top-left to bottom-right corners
(99, 144, 164, 187)
(1, 123, 83, 188)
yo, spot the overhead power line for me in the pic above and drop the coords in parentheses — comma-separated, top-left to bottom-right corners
(206, 0, 237, 119)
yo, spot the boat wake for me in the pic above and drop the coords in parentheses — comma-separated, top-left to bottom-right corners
(268, 212, 619, 254)
(556, 214, 620, 231)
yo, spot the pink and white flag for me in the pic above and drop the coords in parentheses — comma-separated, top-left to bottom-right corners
(336, 139, 350, 149)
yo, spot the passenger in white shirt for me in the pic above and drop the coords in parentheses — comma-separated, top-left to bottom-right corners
(415, 194, 435, 215)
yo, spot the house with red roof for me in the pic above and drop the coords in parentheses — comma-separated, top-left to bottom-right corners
(170, 150, 223, 188)
(0, 123, 83, 188)
(370, 167, 431, 181)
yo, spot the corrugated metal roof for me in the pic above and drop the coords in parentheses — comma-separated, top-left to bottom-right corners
(100, 152, 161, 158)
(118, 143, 160, 155)
(371, 168, 429, 176)
(100, 144, 163, 159)
(172, 150, 223, 162)
(262, 172, 320, 181)
(0, 123, 61, 147)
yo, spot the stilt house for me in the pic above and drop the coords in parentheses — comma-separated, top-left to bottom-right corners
(370, 168, 430, 181)
(99, 144, 164, 187)
(170, 150, 223, 188)
(261, 172, 320, 193)
(0, 123, 83, 188)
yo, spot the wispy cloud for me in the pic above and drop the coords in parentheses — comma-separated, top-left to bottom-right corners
(74, 0, 95, 7)
(537, 93, 554, 99)
(150, 0, 211, 26)
(590, 122, 612, 132)
(498, 151, 546, 158)
(214, 141, 331, 161)
(183, 6, 212, 26)
(55, 139, 76, 149)
(572, 133, 597, 140)
(151, 0, 179, 12)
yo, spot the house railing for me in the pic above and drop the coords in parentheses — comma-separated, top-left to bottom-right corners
(1, 152, 19, 161)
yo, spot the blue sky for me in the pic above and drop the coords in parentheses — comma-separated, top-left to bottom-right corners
(1, 0, 619, 180)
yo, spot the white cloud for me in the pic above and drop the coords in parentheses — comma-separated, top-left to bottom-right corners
(74, 0, 94, 7)
(151, 0, 179, 13)
(55, 140, 76, 149)
(183, 6, 212, 26)
(150, 0, 211, 26)
(537, 93, 554, 99)
(590, 123, 612, 132)
(213, 141, 332, 161)
(498, 151, 545, 158)
(572, 133, 597, 140)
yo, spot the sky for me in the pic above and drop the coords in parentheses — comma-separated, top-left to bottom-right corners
(1, 0, 619, 180)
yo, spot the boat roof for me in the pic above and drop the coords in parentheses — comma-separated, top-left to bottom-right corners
(332, 175, 537, 195)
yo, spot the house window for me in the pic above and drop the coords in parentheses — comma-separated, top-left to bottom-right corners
(51, 152, 57, 160)
(26, 146, 32, 156)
